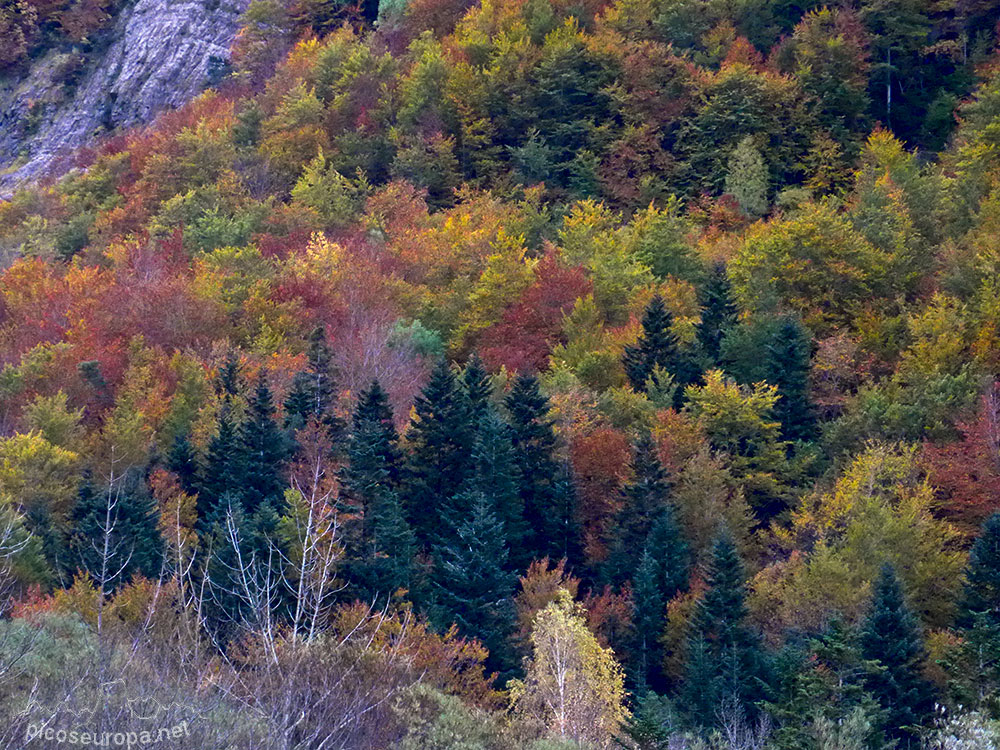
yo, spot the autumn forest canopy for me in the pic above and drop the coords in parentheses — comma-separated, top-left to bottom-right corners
(7, 0, 1000, 746)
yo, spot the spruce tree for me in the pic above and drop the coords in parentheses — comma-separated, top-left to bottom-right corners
(623, 295, 700, 405)
(216, 352, 242, 397)
(282, 371, 314, 432)
(682, 530, 770, 728)
(954, 512, 1000, 711)
(166, 432, 199, 498)
(632, 509, 690, 690)
(284, 326, 346, 444)
(306, 325, 345, 442)
(462, 353, 493, 425)
(340, 379, 403, 517)
(467, 410, 529, 569)
(696, 262, 739, 365)
(71, 476, 163, 589)
(340, 380, 415, 603)
(859, 563, 936, 745)
(765, 316, 816, 443)
(504, 373, 575, 562)
(432, 491, 517, 679)
(405, 359, 474, 547)
(242, 373, 288, 513)
(605, 432, 672, 586)
(198, 403, 247, 526)
(767, 616, 887, 750)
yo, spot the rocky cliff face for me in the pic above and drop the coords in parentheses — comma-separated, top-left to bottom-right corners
(0, 0, 248, 196)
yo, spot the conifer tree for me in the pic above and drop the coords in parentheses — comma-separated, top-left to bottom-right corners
(768, 616, 887, 750)
(766, 316, 817, 443)
(405, 359, 474, 547)
(954, 512, 1000, 711)
(696, 263, 740, 365)
(282, 372, 314, 432)
(859, 562, 937, 745)
(467, 410, 529, 569)
(242, 373, 288, 513)
(166, 432, 199, 497)
(284, 326, 346, 444)
(71, 476, 163, 589)
(216, 353, 242, 397)
(432, 491, 517, 678)
(605, 432, 672, 586)
(462, 353, 493, 425)
(340, 380, 403, 515)
(631, 509, 690, 690)
(505, 373, 574, 561)
(623, 295, 700, 405)
(683, 530, 770, 728)
(340, 380, 415, 603)
(198, 403, 247, 525)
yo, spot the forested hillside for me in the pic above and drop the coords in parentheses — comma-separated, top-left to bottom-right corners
(5, 0, 1000, 747)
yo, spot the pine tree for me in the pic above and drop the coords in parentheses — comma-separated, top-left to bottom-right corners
(954, 512, 1000, 712)
(505, 373, 575, 562)
(242, 373, 288, 513)
(432, 491, 517, 679)
(405, 359, 474, 547)
(605, 432, 672, 586)
(198, 403, 248, 526)
(632, 509, 690, 690)
(765, 316, 817, 443)
(623, 295, 700, 405)
(467, 410, 529, 570)
(696, 263, 739, 365)
(166, 432, 199, 497)
(859, 562, 936, 745)
(683, 531, 770, 728)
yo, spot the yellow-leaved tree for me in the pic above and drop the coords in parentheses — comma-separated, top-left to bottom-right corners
(509, 588, 629, 749)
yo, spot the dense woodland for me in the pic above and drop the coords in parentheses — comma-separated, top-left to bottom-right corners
(7, 0, 1000, 747)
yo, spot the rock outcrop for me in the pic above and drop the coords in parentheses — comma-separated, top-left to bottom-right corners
(0, 0, 248, 196)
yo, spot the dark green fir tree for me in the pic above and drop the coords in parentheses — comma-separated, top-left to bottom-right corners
(340, 380, 415, 604)
(284, 326, 346, 445)
(631, 508, 689, 690)
(466, 410, 529, 569)
(432, 491, 517, 679)
(696, 262, 740, 365)
(504, 372, 576, 562)
(682, 530, 771, 728)
(765, 316, 817, 443)
(71, 476, 163, 589)
(405, 359, 474, 547)
(462, 353, 493, 425)
(859, 563, 937, 745)
(623, 295, 700, 405)
(166, 432, 199, 497)
(242, 373, 288, 513)
(198, 403, 248, 526)
(605, 432, 673, 586)
(953, 511, 1000, 712)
